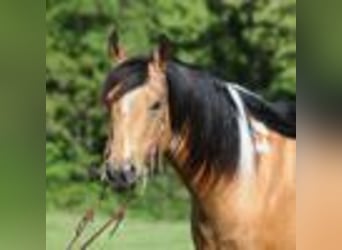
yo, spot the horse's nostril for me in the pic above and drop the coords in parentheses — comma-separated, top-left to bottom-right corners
(105, 168, 115, 181)
(130, 164, 137, 173)
(120, 163, 137, 184)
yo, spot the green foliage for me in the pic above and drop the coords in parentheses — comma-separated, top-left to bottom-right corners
(46, 211, 192, 250)
(46, 0, 296, 218)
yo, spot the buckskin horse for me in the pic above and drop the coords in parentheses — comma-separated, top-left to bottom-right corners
(101, 30, 296, 250)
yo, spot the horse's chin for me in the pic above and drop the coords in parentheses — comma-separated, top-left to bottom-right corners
(105, 173, 140, 193)
(110, 181, 137, 193)
(109, 172, 147, 193)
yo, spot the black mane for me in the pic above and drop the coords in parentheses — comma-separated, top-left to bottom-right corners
(233, 85, 296, 138)
(103, 57, 240, 174)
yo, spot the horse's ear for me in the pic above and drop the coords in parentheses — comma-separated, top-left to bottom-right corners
(107, 28, 126, 63)
(150, 35, 172, 72)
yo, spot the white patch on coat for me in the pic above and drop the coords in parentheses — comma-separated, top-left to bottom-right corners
(251, 120, 271, 154)
(230, 83, 272, 154)
(227, 84, 255, 178)
(227, 83, 257, 222)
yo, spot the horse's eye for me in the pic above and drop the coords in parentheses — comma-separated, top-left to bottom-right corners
(149, 101, 162, 111)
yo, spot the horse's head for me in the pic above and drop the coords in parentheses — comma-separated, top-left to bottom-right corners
(102, 30, 172, 191)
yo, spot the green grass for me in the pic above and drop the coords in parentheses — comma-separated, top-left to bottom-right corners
(46, 211, 193, 250)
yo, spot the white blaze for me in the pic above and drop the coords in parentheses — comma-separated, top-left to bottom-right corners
(120, 89, 139, 159)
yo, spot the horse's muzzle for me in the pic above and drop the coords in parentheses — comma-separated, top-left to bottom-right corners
(105, 162, 137, 191)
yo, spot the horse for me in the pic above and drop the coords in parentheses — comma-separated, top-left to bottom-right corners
(101, 30, 296, 250)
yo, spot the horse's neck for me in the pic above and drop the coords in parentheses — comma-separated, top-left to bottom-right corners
(173, 161, 257, 250)
(168, 138, 253, 249)
(168, 130, 296, 250)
